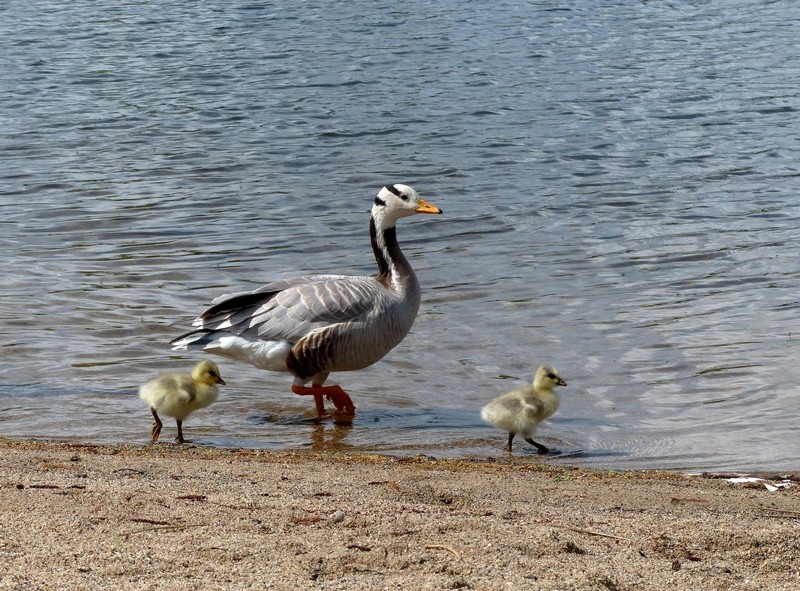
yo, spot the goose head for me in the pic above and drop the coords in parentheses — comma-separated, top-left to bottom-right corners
(192, 359, 226, 386)
(372, 184, 442, 230)
(533, 365, 567, 391)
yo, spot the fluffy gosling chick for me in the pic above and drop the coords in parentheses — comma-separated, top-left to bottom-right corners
(481, 365, 567, 453)
(139, 359, 225, 444)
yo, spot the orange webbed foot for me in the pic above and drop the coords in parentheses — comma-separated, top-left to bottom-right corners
(291, 384, 356, 421)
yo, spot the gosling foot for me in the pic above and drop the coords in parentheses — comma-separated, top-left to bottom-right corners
(525, 438, 550, 454)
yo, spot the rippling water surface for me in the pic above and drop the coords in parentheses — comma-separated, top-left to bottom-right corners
(2, 1, 799, 471)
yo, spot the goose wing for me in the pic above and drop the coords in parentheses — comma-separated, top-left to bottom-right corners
(191, 274, 383, 342)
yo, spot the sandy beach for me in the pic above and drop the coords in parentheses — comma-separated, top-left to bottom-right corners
(0, 439, 797, 590)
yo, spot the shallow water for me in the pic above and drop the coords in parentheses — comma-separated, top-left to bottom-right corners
(2, 1, 800, 471)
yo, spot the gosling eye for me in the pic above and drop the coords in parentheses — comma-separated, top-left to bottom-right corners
(547, 373, 557, 380)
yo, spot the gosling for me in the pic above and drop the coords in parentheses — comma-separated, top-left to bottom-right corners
(139, 359, 225, 444)
(481, 365, 567, 453)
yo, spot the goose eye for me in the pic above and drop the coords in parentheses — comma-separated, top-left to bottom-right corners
(385, 184, 405, 199)
(548, 373, 557, 380)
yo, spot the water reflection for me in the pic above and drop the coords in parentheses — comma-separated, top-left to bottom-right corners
(308, 423, 354, 452)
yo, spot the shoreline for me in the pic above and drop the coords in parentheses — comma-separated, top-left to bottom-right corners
(1, 439, 798, 590)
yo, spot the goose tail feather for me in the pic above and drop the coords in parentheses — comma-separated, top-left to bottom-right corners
(170, 329, 217, 351)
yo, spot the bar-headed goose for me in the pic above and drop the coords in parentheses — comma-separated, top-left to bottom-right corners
(171, 184, 442, 418)
(139, 359, 225, 444)
(481, 365, 567, 453)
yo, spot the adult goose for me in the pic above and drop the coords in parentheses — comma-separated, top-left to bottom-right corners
(171, 184, 442, 418)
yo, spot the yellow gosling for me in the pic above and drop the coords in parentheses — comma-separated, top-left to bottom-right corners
(139, 359, 225, 444)
(481, 365, 567, 454)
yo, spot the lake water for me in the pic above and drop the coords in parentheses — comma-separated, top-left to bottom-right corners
(2, 0, 799, 472)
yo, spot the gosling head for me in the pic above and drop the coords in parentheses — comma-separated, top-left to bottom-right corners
(533, 365, 567, 391)
(191, 359, 226, 386)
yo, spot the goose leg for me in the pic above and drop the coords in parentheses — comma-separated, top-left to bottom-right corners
(525, 438, 550, 454)
(175, 419, 185, 444)
(291, 384, 356, 416)
(325, 386, 355, 427)
(291, 384, 327, 415)
(506, 432, 515, 452)
(324, 386, 355, 415)
(150, 408, 163, 444)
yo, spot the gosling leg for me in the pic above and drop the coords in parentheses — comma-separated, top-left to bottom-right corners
(506, 432, 515, 452)
(525, 438, 550, 454)
(149, 408, 163, 444)
(175, 419, 185, 444)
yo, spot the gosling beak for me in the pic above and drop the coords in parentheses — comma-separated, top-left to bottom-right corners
(415, 198, 442, 214)
(557, 377, 567, 387)
(216, 377, 226, 385)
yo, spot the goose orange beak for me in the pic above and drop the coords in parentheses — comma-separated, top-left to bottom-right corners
(415, 198, 442, 214)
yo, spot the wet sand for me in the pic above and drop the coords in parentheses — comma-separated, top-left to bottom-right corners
(0, 439, 798, 590)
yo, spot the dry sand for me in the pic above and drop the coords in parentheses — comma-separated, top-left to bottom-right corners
(0, 439, 798, 590)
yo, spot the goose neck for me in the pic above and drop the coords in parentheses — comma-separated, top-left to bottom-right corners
(370, 217, 416, 290)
